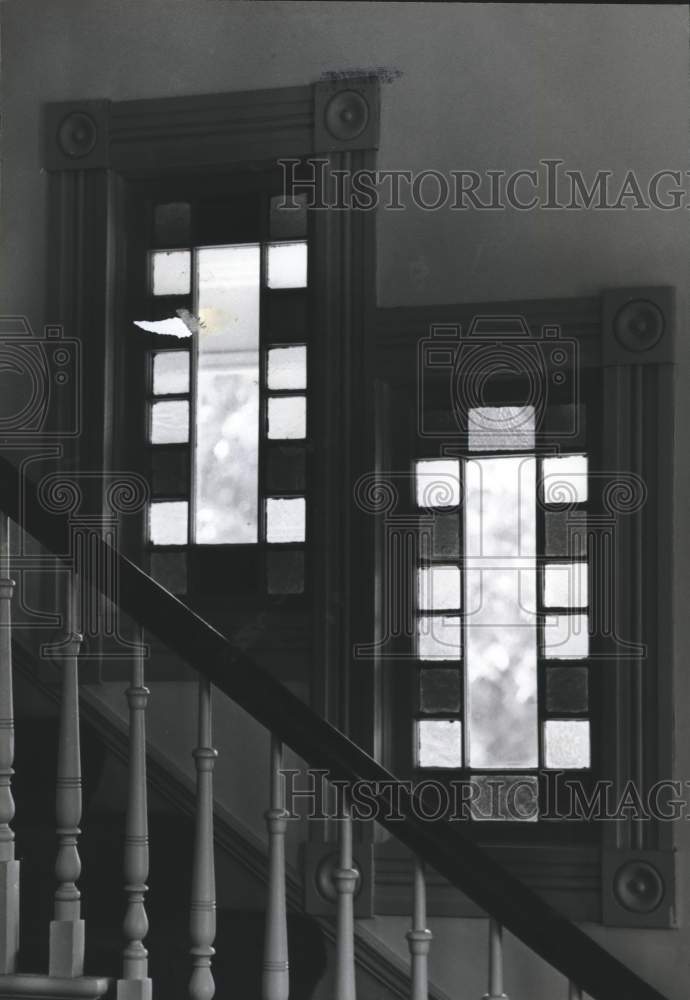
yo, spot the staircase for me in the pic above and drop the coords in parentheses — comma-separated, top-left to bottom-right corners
(0, 453, 674, 1000)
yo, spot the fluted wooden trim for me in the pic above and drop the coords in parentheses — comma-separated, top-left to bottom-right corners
(49, 573, 85, 978)
(117, 637, 151, 1000)
(406, 858, 432, 1000)
(188, 677, 217, 1000)
(0, 513, 18, 974)
(262, 736, 289, 1000)
(483, 918, 508, 1000)
(334, 806, 358, 1000)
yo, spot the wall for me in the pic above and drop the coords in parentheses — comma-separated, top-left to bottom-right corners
(1, 3, 688, 998)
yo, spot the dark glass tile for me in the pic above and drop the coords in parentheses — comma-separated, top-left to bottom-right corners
(265, 291, 307, 343)
(545, 665, 589, 713)
(266, 447, 306, 493)
(544, 511, 586, 557)
(432, 514, 460, 559)
(270, 193, 308, 241)
(267, 550, 304, 595)
(154, 202, 191, 248)
(195, 194, 261, 245)
(419, 667, 461, 714)
(151, 448, 189, 497)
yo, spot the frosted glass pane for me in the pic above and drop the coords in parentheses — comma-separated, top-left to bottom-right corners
(543, 455, 588, 504)
(544, 614, 589, 659)
(267, 345, 307, 390)
(265, 497, 306, 543)
(543, 563, 588, 608)
(150, 400, 189, 444)
(267, 242, 308, 288)
(417, 720, 463, 768)
(417, 566, 461, 611)
(267, 396, 306, 439)
(415, 460, 460, 508)
(419, 668, 461, 714)
(149, 501, 188, 545)
(468, 406, 535, 451)
(153, 351, 190, 395)
(544, 720, 590, 769)
(152, 250, 191, 296)
(469, 775, 539, 822)
(465, 456, 538, 768)
(195, 245, 260, 544)
(417, 615, 461, 660)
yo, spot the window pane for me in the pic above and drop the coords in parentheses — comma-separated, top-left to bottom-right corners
(465, 457, 538, 769)
(545, 666, 589, 713)
(432, 513, 460, 558)
(150, 551, 187, 594)
(417, 565, 461, 611)
(270, 193, 308, 241)
(266, 446, 306, 493)
(150, 400, 189, 444)
(267, 396, 306, 440)
(542, 455, 588, 504)
(267, 241, 308, 288)
(267, 345, 307, 390)
(419, 668, 461, 714)
(543, 614, 589, 659)
(267, 550, 305, 595)
(149, 501, 188, 545)
(152, 351, 190, 395)
(265, 497, 306, 543)
(469, 775, 539, 822)
(543, 563, 588, 608)
(151, 250, 191, 296)
(151, 448, 188, 497)
(544, 719, 590, 768)
(417, 615, 461, 660)
(468, 405, 535, 452)
(134, 316, 193, 339)
(154, 202, 191, 247)
(415, 459, 460, 508)
(195, 245, 260, 544)
(544, 511, 586, 557)
(417, 720, 463, 768)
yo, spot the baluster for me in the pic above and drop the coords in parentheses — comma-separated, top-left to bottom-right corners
(0, 515, 18, 973)
(333, 802, 357, 1000)
(262, 735, 289, 1000)
(406, 857, 432, 1000)
(49, 576, 85, 978)
(189, 677, 217, 1000)
(568, 983, 583, 1000)
(117, 635, 152, 1000)
(483, 918, 508, 1000)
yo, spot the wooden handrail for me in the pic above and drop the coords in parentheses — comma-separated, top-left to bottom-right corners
(0, 453, 670, 1000)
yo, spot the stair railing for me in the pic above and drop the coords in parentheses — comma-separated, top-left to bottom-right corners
(0, 453, 673, 1000)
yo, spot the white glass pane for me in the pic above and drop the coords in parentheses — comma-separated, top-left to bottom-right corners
(543, 454, 588, 504)
(149, 501, 188, 545)
(543, 614, 589, 659)
(267, 241, 308, 289)
(265, 497, 306, 543)
(267, 396, 306, 440)
(544, 719, 590, 769)
(415, 459, 460, 508)
(417, 720, 463, 768)
(468, 405, 535, 452)
(134, 317, 193, 339)
(417, 615, 461, 660)
(153, 351, 190, 395)
(150, 400, 189, 444)
(417, 566, 461, 611)
(195, 245, 260, 544)
(543, 563, 588, 608)
(465, 457, 538, 768)
(151, 250, 191, 296)
(267, 345, 307, 390)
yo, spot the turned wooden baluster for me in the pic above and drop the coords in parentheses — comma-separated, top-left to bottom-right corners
(568, 983, 583, 1000)
(483, 918, 508, 999)
(262, 735, 289, 1000)
(189, 677, 217, 1000)
(333, 802, 358, 1000)
(0, 515, 18, 974)
(117, 636, 152, 1000)
(406, 857, 432, 1000)
(49, 577, 85, 978)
